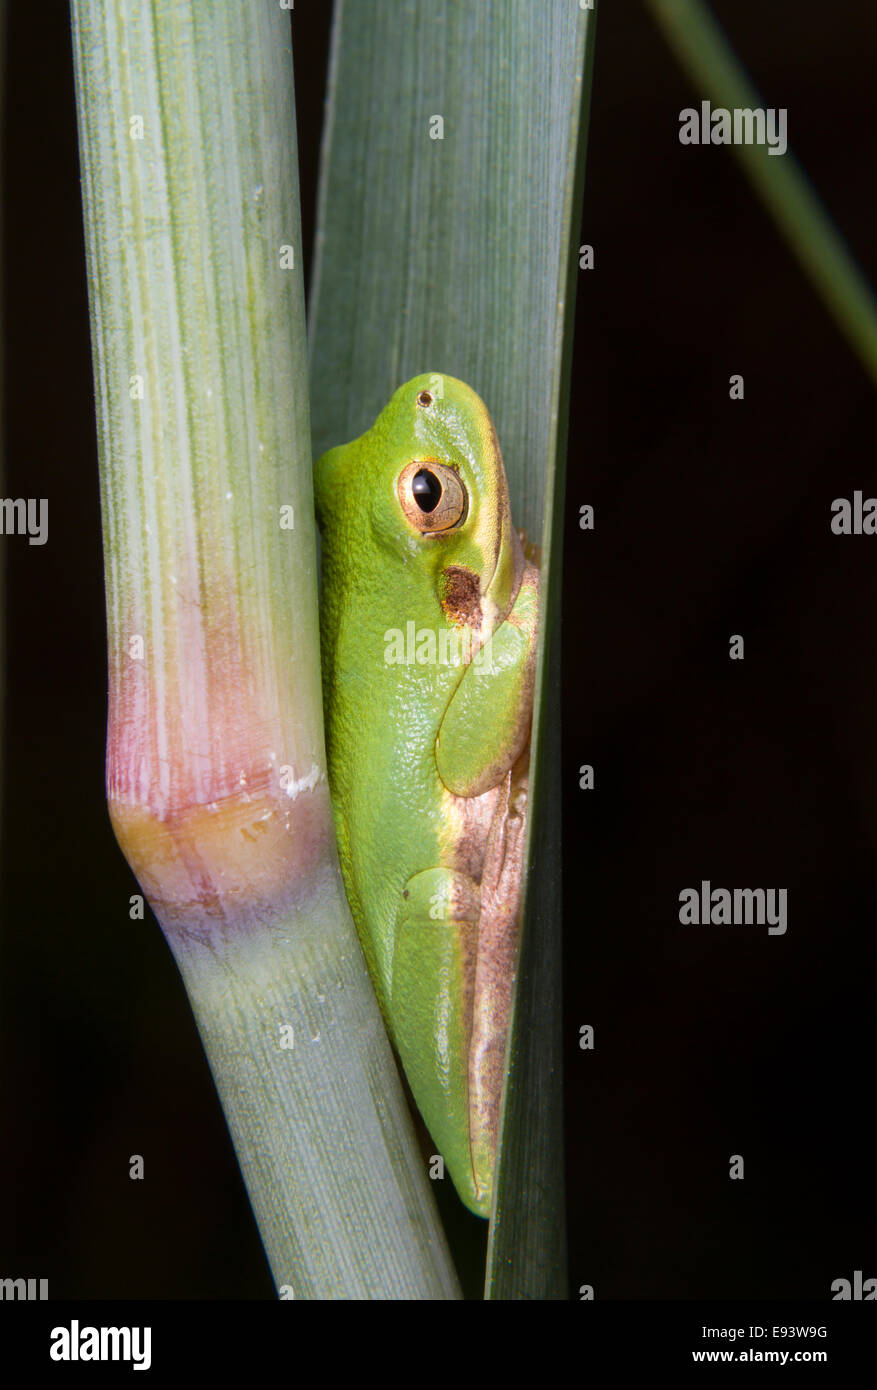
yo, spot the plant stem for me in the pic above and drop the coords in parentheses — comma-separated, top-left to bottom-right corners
(70, 0, 458, 1299)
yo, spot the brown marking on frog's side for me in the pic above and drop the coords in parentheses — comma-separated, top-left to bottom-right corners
(441, 566, 482, 628)
(467, 748, 530, 1187)
(436, 749, 531, 1204)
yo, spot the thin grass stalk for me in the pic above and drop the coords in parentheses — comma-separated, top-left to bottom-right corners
(645, 0, 877, 385)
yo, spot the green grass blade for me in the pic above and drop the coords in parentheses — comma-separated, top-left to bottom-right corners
(309, 0, 599, 1298)
(70, 0, 458, 1299)
(0, 0, 5, 856)
(645, 0, 877, 386)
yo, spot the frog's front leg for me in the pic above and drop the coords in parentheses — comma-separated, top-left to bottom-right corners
(435, 561, 539, 798)
(390, 865, 491, 1215)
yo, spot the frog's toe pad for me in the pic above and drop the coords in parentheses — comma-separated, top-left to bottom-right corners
(397, 866, 481, 932)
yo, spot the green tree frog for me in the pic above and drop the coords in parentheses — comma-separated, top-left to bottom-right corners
(314, 373, 539, 1217)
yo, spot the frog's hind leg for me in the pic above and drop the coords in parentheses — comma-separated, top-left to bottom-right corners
(391, 866, 489, 1216)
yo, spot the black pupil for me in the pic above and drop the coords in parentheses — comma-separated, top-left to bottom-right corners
(411, 469, 442, 513)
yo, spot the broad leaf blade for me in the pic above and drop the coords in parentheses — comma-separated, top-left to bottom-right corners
(309, 0, 598, 1297)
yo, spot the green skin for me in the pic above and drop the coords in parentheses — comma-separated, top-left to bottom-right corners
(314, 373, 539, 1217)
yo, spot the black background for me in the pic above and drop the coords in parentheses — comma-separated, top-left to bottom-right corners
(1, 1, 875, 1300)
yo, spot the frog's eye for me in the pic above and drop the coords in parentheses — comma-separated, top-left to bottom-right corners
(397, 460, 467, 533)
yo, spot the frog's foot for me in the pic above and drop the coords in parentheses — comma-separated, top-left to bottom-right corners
(391, 866, 490, 1215)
